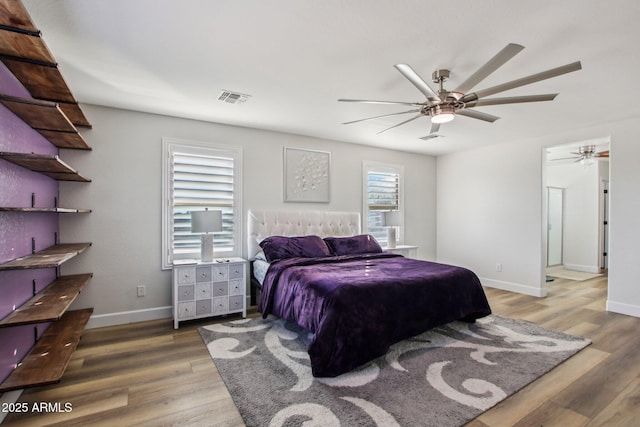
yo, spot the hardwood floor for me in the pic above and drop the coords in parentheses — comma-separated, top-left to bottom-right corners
(3, 275, 639, 426)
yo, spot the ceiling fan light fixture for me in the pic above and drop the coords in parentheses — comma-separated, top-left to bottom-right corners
(431, 105, 455, 124)
(579, 145, 596, 165)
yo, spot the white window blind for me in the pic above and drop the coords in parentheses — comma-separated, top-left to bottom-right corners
(162, 138, 242, 268)
(363, 162, 403, 245)
(367, 170, 400, 211)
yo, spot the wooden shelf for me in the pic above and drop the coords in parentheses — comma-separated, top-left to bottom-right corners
(0, 152, 90, 181)
(0, 308, 93, 392)
(0, 243, 91, 271)
(0, 207, 91, 213)
(0, 0, 91, 129)
(0, 29, 55, 63)
(0, 0, 39, 34)
(0, 94, 90, 149)
(0, 274, 93, 328)
(0, 59, 91, 129)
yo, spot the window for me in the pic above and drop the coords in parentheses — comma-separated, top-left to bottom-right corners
(362, 161, 404, 246)
(162, 138, 242, 269)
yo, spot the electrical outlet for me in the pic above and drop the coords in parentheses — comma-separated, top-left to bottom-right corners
(137, 284, 145, 297)
(496, 263, 502, 272)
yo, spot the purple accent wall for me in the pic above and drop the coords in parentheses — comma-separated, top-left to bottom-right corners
(0, 61, 59, 384)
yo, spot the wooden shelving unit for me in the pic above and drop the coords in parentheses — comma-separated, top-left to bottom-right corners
(0, 152, 90, 182)
(0, 308, 93, 392)
(0, 274, 93, 327)
(0, 0, 94, 392)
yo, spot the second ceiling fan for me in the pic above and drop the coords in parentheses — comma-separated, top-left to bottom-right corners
(339, 43, 582, 140)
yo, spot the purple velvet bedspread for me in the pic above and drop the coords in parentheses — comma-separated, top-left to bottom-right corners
(258, 253, 492, 377)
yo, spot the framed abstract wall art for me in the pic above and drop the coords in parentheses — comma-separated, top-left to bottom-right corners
(283, 147, 331, 203)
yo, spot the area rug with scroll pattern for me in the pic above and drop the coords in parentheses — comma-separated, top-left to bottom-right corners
(199, 314, 590, 427)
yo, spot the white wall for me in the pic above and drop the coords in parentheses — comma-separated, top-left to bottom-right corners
(59, 104, 437, 327)
(437, 140, 545, 296)
(437, 117, 640, 317)
(607, 122, 640, 317)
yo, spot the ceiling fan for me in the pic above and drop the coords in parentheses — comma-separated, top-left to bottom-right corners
(552, 145, 609, 163)
(338, 43, 582, 140)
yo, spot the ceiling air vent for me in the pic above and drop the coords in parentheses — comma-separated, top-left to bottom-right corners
(218, 90, 251, 104)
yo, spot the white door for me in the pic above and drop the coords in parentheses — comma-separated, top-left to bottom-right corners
(547, 187, 564, 267)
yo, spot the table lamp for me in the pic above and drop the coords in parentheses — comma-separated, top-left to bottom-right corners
(384, 210, 402, 249)
(191, 209, 222, 262)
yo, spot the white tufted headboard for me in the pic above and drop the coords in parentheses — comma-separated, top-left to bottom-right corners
(247, 209, 361, 259)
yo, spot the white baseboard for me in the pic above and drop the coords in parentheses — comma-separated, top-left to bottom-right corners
(606, 300, 640, 318)
(563, 263, 600, 274)
(86, 297, 252, 329)
(86, 306, 172, 329)
(481, 278, 547, 297)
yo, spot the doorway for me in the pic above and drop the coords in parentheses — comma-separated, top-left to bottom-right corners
(543, 138, 610, 285)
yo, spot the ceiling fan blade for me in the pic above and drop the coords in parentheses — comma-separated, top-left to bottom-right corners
(551, 156, 580, 161)
(394, 64, 441, 103)
(420, 134, 442, 141)
(596, 150, 609, 157)
(465, 94, 558, 108)
(338, 98, 424, 107)
(342, 109, 421, 125)
(454, 43, 525, 94)
(376, 113, 423, 134)
(457, 109, 500, 123)
(420, 122, 443, 140)
(461, 61, 582, 103)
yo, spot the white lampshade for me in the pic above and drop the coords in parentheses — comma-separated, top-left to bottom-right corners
(384, 210, 402, 227)
(191, 209, 222, 262)
(191, 209, 222, 233)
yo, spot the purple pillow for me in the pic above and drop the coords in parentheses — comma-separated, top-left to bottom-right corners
(259, 235, 332, 262)
(324, 234, 383, 256)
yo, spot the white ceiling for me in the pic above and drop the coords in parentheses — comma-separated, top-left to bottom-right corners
(22, 0, 640, 156)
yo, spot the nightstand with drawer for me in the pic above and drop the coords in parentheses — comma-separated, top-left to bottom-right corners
(172, 257, 247, 329)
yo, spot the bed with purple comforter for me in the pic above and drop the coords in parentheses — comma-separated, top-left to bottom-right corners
(257, 234, 491, 377)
